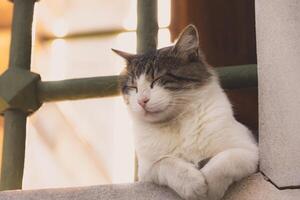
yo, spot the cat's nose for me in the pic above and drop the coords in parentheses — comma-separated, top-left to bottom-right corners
(138, 97, 150, 108)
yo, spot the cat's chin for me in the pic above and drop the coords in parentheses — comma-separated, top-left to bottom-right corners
(140, 111, 165, 123)
(137, 109, 177, 124)
(144, 107, 165, 115)
(128, 105, 179, 123)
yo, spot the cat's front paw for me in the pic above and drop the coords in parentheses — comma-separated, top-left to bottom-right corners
(173, 168, 208, 200)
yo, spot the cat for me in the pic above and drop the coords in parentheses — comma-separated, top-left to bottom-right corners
(112, 25, 258, 200)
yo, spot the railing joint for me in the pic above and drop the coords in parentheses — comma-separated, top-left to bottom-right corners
(0, 68, 41, 114)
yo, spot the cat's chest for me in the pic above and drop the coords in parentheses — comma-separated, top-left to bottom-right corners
(175, 128, 209, 163)
(134, 125, 180, 159)
(135, 122, 211, 163)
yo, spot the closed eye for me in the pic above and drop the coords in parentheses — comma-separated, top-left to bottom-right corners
(165, 73, 200, 82)
(125, 85, 138, 93)
(150, 76, 163, 88)
(150, 73, 200, 88)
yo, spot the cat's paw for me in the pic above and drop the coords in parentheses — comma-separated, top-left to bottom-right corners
(173, 167, 208, 200)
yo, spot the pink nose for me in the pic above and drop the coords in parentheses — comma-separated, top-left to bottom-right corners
(138, 97, 150, 108)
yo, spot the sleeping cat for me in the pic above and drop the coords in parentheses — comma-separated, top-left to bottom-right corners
(113, 25, 258, 200)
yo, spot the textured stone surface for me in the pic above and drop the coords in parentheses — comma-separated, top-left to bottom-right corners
(224, 174, 300, 200)
(0, 182, 181, 200)
(255, 0, 300, 187)
(0, 174, 300, 200)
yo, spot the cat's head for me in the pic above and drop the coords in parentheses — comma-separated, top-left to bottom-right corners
(113, 25, 211, 123)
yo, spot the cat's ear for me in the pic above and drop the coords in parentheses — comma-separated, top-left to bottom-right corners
(172, 25, 201, 60)
(112, 49, 135, 63)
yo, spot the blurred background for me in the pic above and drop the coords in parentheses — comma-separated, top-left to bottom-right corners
(0, 0, 257, 189)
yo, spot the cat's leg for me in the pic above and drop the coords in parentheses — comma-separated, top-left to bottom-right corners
(140, 156, 208, 200)
(201, 148, 258, 200)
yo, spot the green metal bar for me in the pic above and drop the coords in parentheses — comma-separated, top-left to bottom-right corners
(38, 76, 123, 102)
(218, 64, 257, 89)
(1, 110, 27, 190)
(8, 0, 34, 70)
(1, 0, 36, 190)
(37, 64, 258, 102)
(137, 0, 158, 53)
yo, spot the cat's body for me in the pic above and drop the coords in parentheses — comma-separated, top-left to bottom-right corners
(134, 74, 258, 200)
(113, 25, 258, 200)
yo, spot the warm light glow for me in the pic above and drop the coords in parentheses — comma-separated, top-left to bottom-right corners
(111, 99, 135, 183)
(122, 0, 137, 31)
(122, 0, 171, 30)
(113, 28, 171, 58)
(50, 39, 67, 55)
(25, 0, 173, 188)
(158, 0, 171, 28)
(0, 30, 10, 74)
(51, 19, 68, 38)
(49, 39, 68, 79)
(157, 28, 171, 48)
(32, 11, 37, 49)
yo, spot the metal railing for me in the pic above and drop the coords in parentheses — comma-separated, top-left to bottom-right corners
(0, 0, 257, 191)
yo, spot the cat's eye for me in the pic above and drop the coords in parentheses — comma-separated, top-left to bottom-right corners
(126, 86, 138, 93)
(150, 76, 162, 88)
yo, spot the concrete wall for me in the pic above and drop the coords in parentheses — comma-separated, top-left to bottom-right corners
(256, 0, 300, 187)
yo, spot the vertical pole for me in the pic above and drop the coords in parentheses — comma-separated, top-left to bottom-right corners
(137, 0, 158, 54)
(0, 0, 36, 190)
(1, 111, 27, 190)
(135, 0, 158, 181)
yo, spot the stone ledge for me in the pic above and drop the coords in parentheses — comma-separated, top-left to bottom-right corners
(224, 173, 300, 200)
(0, 182, 181, 200)
(0, 173, 299, 200)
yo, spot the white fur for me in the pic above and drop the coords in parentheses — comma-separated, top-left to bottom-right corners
(125, 72, 258, 200)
